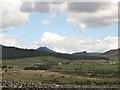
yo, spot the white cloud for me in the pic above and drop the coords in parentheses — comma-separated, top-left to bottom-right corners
(1, 1, 29, 29)
(0, 35, 18, 46)
(41, 20, 51, 26)
(67, 2, 110, 13)
(64, 2, 118, 30)
(1, 1, 118, 30)
(0, 32, 118, 53)
(21, 2, 50, 13)
(20, 2, 118, 30)
(34, 32, 118, 53)
(41, 32, 66, 42)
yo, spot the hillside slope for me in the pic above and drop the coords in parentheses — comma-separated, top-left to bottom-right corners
(2, 45, 109, 60)
(37, 46, 56, 53)
(2, 46, 41, 59)
(102, 48, 119, 60)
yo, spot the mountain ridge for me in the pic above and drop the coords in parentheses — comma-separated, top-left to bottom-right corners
(102, 48, 119, 60)
(1, 45, 118, 60)
(73, 51, 101, 56)
(37, 46, 56, 53)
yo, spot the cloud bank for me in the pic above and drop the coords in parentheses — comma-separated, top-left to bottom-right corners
(33, 32, 118, 53)
(1, 1, 118, 30)
(20, 1, 118, 30)
(1, 1, 29, 29)
(0, 35, 18, 46)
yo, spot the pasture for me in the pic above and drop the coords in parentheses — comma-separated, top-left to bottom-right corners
(2, 56, 119, 88)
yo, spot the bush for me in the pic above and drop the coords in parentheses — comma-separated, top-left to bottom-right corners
(23, 65, 51, 70)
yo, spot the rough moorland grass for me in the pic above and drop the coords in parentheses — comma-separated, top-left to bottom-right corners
(2, 56, 119, 86)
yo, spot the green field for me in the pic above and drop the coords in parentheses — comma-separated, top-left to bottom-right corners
(2, 56, 119, 88)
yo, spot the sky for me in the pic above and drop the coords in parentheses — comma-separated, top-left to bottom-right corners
(0, 0, 119, 53)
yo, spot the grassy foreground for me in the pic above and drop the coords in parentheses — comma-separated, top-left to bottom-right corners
(2, 56, 119, 89)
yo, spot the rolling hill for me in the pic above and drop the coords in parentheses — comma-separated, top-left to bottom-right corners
(37, 46, 56, 53)
(2, 45, 41, 59)
(102, 48, 119, 60)
(1, 45, 113, 60)
(73, 51, 101, 56)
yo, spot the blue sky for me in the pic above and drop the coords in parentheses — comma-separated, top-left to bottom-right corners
(1, 1, 118, 53)
(4, 11, 118, 44)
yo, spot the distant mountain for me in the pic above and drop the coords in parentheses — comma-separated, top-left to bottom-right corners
(73, 48, 119, 60)
(73, 51, 101, 56)
(37, 47, 56, 53)
(102, 48, 119, 60)
(1, 45, 109, 60)
(73, 51, 88, 55)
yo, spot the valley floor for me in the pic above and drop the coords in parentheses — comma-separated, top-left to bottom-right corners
(1, 57, 120, 89)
